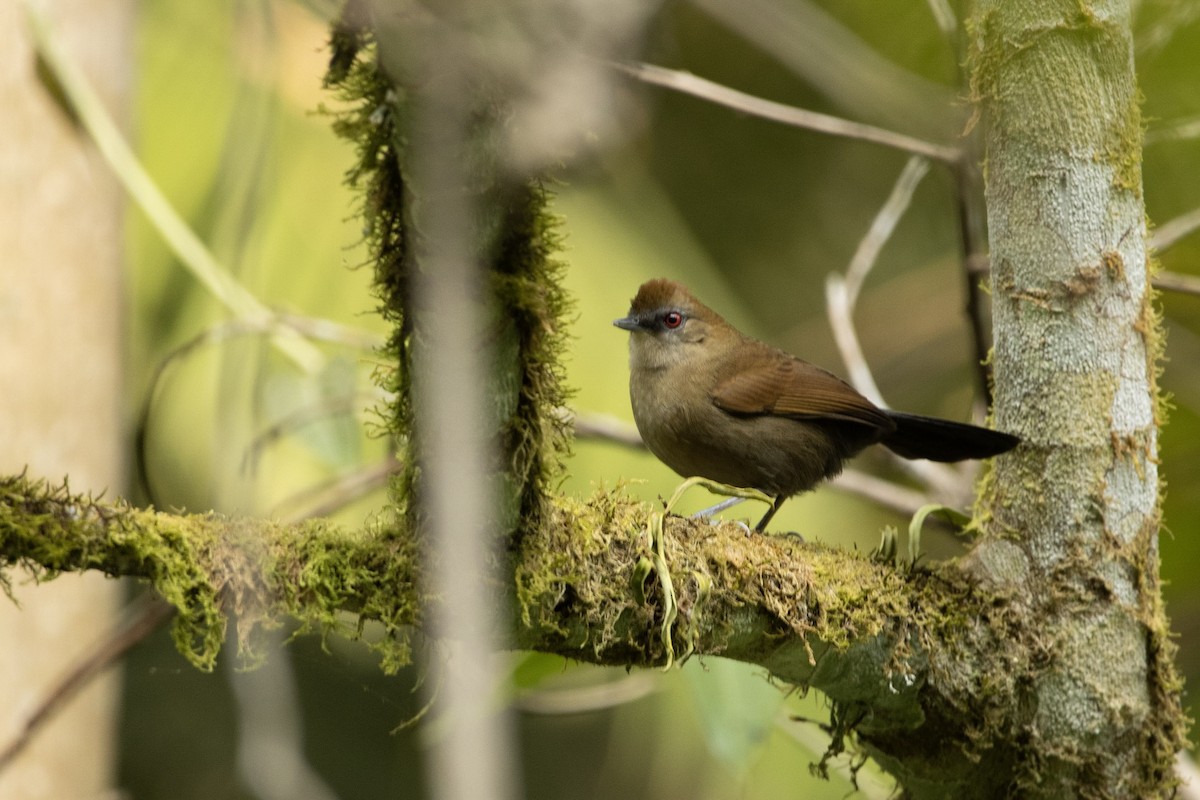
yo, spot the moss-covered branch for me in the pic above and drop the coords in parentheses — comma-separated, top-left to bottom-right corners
(0, 470, 1033, 767)
(0, 473, 421, 671)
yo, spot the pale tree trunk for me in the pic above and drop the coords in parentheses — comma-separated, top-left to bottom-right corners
(967, 0, 1175, 795)
(0, 0, 131, 796)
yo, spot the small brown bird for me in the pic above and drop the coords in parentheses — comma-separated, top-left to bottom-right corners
(614, 279, 1019, 531)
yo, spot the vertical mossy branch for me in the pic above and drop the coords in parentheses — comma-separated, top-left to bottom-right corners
(968, 0, 1184, 795)
(323, 10, 572, 544)
(325, 5, 415, 515)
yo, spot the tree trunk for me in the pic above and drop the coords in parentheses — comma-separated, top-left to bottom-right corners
(967, 0, 1180, 795)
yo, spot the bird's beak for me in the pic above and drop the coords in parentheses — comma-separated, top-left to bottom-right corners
(613, 316, 641, 331)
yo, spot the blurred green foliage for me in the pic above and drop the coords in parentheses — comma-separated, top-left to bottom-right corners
(110, 0, 1200, 797)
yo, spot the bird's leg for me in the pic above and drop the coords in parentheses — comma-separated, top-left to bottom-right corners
(753, 496, 785, 532)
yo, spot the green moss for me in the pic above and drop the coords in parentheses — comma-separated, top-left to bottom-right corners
(0, 473, 421, 671)
(488, 184, 575, 536)
(969, 2, 1140, 184)
(323, 27, 573, 547)
(1132, 250, 1187, 795)
(515, 487, 959, 726)
(513, 488, 653, 656)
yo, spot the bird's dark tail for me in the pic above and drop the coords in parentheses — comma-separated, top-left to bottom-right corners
(880, 411, 1019, 463)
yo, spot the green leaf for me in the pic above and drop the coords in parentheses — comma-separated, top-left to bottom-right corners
(907, 504, 971, 567)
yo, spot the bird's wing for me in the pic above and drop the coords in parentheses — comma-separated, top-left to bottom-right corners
(711, 353, 893, 429)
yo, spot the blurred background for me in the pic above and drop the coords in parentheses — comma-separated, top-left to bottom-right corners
(8, 0, 1200, 797)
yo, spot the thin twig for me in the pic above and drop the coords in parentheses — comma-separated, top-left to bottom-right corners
(513, 673, 657, 715)
(613, 62, 960, 164)
(951, 157, 996, 405)
(275, 456, 398, 522)
(966, 255, 1200, 299)
(1145, 115, 1200, 145)
(827, 156, 932, 404)
(924, 0, 957, 36)
(830, 469, 930, 518)
(0, 593, 175, 773)
(1150, 206, 1200, 253)
(1135, 4, 1200, 58)
(1153, 271, 1200, 297)
(844, 157, 932, 307)
(825, 158, 963, 496)
(826, 277, 886, 409)
(687, 0, 958, 141)
(134, 315, 383, 505)
(562, 409, 645, 448)
(243, 391, 380, 474)
(1176, 751, 1200, 800)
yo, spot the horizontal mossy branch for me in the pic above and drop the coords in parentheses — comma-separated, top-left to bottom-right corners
(1, 472, 1030, 752)
(0, 473, 419, 670)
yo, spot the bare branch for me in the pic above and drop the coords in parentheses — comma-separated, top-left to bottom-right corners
(568, 410, 934, 516)
(134, 315, 383, 504)
(831, 469, 930, 518)
(562, 409, 645, 448)
(924, 0, 957, 36)
(825, 276, 886, 409)
(614, 62, 960, 164)
(968, 254, 1200, 300)
(844, 157, 932, 307)
(1145, 115, 1200, 145)
(0, 593, 175, 772)
(688, 0, 958, 139)
(826, 158, 964, 496)
(274, 456, 398, 523)
(1176, 751, 1200, 800)
(1150, 206, 1200, 253)
(24, 3, 324, 373)
(1135, 4, 1200, 57)
(950, 157, 996, 405)
(1153, 271, 1200, 297)
(513, 673, 657, 715)
(826, 157, 931, 405)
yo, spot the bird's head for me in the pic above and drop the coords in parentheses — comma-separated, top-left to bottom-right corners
(613, 279, 732, 371)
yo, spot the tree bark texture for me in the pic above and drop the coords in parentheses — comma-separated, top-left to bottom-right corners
(967, 0, 1181, 796)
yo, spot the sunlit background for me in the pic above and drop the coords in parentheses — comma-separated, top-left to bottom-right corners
(46, 0, 1200, 796)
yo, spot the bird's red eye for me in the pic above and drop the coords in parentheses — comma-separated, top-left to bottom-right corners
(662, 311, 684, 329)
